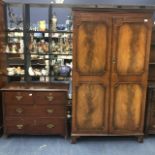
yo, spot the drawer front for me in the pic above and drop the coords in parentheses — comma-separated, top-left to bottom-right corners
(5, 118, 34, 134)
(34, 92, 66, 105)
(35, 118, 66, 135)
(5, 105, 65, 117)
(4, 92, 33, 105)
(5, 117, 66, 135)
(148, 102, 155, 130)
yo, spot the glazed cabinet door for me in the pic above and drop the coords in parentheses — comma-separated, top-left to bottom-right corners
(110, 15, 152, 134)
(145, 88, 155, 134)
(72, 11, 112, 135)
(0, 1, 6, 134)
(0, 1, 6, 87)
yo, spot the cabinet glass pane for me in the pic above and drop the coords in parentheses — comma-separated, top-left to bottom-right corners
(30, 6, 49, 31)
(6, 32, 24, 82)
(28, 32, 50, 82)
(51, 8, 72, 82)
(52, 8, 72, 32)
(7, 4, 23, 31)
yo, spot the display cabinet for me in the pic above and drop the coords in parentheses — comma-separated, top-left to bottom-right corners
(145, 22, 155, 134)
(0, 0, 5, 135)
(0, 2, 72, 136)
(148, 24, 155, 82)
(5, 3, 73, 83)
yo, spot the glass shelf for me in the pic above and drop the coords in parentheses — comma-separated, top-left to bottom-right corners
(5, 53, 23, 55)
(7, 75, 24, 77)
(149, 62, 155, 65)
(27, 30, 73, 33)
(27, 30, 50, 33)
(7, 30, 24, 32)
(8, 36, 24, 38)
(30, 53, 72, 55)
(8, 64, 24, 66)
(52, 31, 73, 33)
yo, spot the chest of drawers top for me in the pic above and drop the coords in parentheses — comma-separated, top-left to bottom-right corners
(1, 82, 69, 92)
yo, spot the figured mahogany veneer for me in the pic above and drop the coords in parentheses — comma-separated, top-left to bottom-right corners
(72, 9, 153, 143)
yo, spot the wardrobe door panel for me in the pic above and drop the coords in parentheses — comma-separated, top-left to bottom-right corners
(112, 84, 143, 131)
(76, 83, 106, 131)
(77, 22, 107, 75)
(110, 15, 152, 134)
(116, 23, 147, 74)
(72, 11, 112, 135)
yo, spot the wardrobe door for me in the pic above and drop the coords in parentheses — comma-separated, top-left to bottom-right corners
(72, 11, 112, 135)
(110, 14, 152, 134)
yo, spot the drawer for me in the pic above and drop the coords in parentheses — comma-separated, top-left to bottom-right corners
(5, 105, 65, 117)
(35, 118, 66, 135)
(34, 92, 67, 105)
(4, 92, 33, 105)
(5, 117, 34, 134)
(5, 117, 66, 135)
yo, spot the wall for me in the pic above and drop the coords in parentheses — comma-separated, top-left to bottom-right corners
(4, 0, 155, 5)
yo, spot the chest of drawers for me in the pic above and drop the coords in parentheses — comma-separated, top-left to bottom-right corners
(2, 83, 68, 137)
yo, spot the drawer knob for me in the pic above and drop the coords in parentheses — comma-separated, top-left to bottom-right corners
(16, 124, 23, 130)
(47, 96, 54, 102)
(47, 109, 53, 114)
(152, 125, 155, 128)
(0, 70, 3, 75)
(16, 108, 23, 114)
(16, 95, 23, 101)
(144, 19, 148, 22)
(46, 124, 55, 129)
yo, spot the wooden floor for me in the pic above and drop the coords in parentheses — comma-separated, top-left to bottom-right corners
(0, 135, 154, 155)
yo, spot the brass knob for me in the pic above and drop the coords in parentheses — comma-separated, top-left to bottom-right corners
(16, 108, 23, 114)
(16, 95, 23, 101)
(144, 19, 148, 23)
(47, 96, 54, 102)
(46, 124, 55, 129)
(47, 109, 53, 114)
(0, 70, 3, 75)
(16, 124, 23, 130)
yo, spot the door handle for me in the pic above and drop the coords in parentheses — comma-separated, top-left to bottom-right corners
(112, 57, 116, 64)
